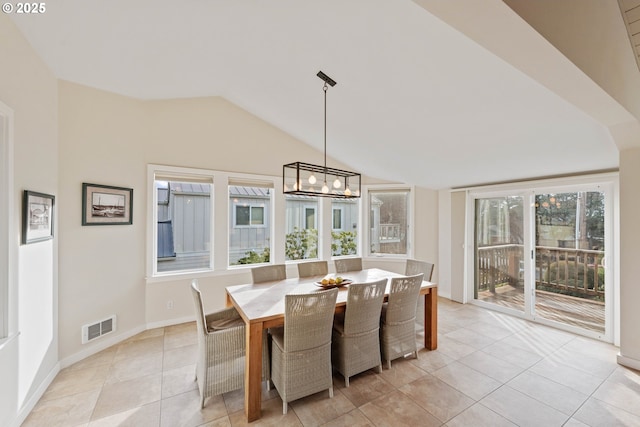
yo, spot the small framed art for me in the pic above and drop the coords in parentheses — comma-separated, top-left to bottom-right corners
(82, 183, 133, 226)
(22, 190, 55, 244)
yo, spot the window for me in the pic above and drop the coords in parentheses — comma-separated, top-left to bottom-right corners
(229, 184, 271, 266)
(332, 207, 342, 230)
(332, 198, 359, 256)
(235, 205, 264, 226)
(150, 166, 214, 276)
(285, 195, 318, 260)
(369, 190, 410, 255)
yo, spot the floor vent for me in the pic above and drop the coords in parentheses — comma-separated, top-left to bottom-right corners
(82, 315, 116, 344)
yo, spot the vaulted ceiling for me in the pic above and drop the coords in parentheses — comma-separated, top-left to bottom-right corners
(9, 0, 639, 188)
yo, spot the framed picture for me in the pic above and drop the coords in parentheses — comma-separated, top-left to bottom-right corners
(82, 183, 133, 226)
(22, 190, 55, 244)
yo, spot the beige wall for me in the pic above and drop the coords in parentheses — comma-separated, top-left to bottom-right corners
(618, 147, 640, 368)
(0, 14, 59, 427)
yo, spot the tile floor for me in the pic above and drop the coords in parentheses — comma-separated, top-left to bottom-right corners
(22, 298, 640, 426)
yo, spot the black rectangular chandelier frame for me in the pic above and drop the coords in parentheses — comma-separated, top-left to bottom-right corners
(283, 161, 361, 199)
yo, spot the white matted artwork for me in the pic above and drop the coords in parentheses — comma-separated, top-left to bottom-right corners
(82, 183, 133, 225)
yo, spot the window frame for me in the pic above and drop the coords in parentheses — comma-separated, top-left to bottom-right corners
(0, 101, 15, 343)
(364, 185, 414, 259)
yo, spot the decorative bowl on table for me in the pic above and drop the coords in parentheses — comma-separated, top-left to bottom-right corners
(314, 276, 352, 288)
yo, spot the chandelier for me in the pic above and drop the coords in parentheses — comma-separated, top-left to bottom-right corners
(283, 71, 361, 198)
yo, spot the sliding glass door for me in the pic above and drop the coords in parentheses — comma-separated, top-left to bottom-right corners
(471, 181, 612, 341)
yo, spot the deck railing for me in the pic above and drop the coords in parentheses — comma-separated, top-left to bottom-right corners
(477, 244, 605, 299)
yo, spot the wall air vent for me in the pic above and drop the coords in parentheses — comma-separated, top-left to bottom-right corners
(82, 315, 116, 344)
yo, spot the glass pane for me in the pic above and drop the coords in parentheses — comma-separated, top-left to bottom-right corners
(236, 206, 250, 226)
(229, 185, 271, 265)
(535, 192, 605, 333)
(332, 198, 358, 256)
(369, 191, 409, 255)
(285, 195, 318, 260)
(474, 196, 525, 313)
(156, 180, 211, 273)
(251, 207, 264, 225)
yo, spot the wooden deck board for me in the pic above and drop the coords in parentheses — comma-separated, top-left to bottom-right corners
(478, 285, 604, 333)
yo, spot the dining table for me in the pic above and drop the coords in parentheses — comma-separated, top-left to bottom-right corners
(225, 267, 438, 422)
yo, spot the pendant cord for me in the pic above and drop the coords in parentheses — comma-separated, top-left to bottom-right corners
(323, 82, 328, 181)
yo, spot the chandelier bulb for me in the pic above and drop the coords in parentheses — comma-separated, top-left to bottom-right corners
(333, 178, 341, 189)
(344, 187, 352, 197)
(321, 182, 329, 194)
(308, 174, 317, 185)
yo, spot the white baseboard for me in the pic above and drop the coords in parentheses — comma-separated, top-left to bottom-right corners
(14, 362, 60, 427)
(617, 353, 640, 371)
(146, 315, 194, 330)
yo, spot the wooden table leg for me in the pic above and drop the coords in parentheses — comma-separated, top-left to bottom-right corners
(245, 321, 263, 422)
(424, 287, 438, 350)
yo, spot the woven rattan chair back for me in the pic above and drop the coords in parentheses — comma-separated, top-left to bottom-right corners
(405, 259, 434, 281)
(251, 264, 286, 284)
(334, 257, 363, 273)
(297, 260, 329, 278)
(386, 273, 423, 324)
(344, 280, 387, 335)
(190, 280, 246, 408)
(283, 288, 338, 352)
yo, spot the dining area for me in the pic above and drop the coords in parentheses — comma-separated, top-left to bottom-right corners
(193, 258, 438, 422)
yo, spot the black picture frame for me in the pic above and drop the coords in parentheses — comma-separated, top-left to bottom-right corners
(82, 183, 133, 226)
(22, 190, 55, 244)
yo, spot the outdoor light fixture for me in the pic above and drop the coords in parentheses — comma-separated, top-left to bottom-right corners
(283, 71, 361, 198)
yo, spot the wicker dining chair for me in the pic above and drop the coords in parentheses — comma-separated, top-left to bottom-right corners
(297, 260, 329, 278)
(251, 264, 287, 284)
(191, 280, 270, 408)
(334, 257, 363, 273)
(270, 288, 338, 414)
(405, 259, 434, 281)
(190, 280, 246, 408)
(380, 273, 423, 369)
(332, 279, 387, 386)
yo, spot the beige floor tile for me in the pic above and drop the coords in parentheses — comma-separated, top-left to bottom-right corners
(504, 326, 575, 356)
(227, 396, 303, 427)
(432, 361, 501, 400)
(65, 347, 117, 372)
(562, 419, 590, 427)
(221, 381, 279, 415)
(91, 372, 162, 420)
(573, 397, 640, 426)
(320, 408, 374, 427)
(160, 389, 227, 427)
(333, 369, 395, 407)
(410, 348, 454, 373)
(22, 388, 101, 427)
(481, 340, 543, 369)
(458, 350, 524, 383)
(436, 336, 477, 361)
(163, 343, 197, 370)
(164, 322, 196, 335)
(197, 417, 232, 427)
(444, 327, 497, 350)
(480, 385, 569, 427)
(114, 336, 164, 362)
(446, 403, 517, 427)
(289, 388, 356, 426)
(463, 319, 517, 341)
(122, 328, 165, 343)
(529, 358, 605, 395)
(87, 401, 161, 427)
(105, 351, 163, 384)
(548, 346, 618, 380)
(399, 373, 474, 422)
(592, 366, 640, 417)
(41, 363, 110, 401)
(359, 389, 441, 427)
(507, 371, 589, 415)
(378, 357, 428, 388)
(162, 363, 198, 399)
(164, 328, 197, 350)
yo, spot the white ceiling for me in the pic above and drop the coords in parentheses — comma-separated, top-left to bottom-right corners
(9, 0, 629, 189)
